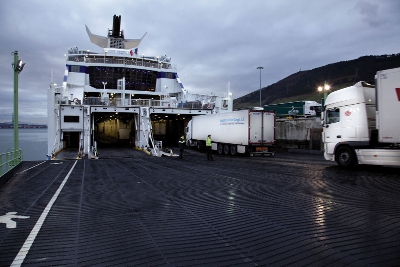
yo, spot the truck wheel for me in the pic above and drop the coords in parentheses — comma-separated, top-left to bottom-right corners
(230, 145, 237, 156)
(335, 146, 356, 167)
(224, 145, 230, 155)
(217, 143, 224, 154)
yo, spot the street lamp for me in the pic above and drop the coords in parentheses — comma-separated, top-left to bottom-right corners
(257, 67, 263, 107)
(11, 51, 25, 158)
(318, 81, 330, 100)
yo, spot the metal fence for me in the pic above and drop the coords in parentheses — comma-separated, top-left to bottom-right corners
(82, 57, 173, 69)
(82, 97, 213, 110)
(0, 149, 22, 178)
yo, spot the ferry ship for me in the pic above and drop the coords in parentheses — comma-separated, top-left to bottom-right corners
(47, 15, 233, 159)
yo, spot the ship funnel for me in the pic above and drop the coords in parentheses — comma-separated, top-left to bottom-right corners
(111, 15, 121, 38)
(86, 15, 146, 49)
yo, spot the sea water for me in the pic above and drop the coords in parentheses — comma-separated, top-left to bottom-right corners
(0, 128, 48, 161)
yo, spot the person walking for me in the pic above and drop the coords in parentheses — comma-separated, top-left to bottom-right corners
(178, 134, 185, 159)
(206, 134, 214, 161)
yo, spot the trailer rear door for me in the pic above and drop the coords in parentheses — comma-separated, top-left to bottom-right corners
(248, 111, 275, 144)
(262, 111, 275, 144)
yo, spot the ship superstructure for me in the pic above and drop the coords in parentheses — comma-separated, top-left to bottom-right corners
(47, 15, 233, 159)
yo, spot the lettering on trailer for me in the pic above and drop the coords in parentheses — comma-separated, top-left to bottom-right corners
(220, 117, 245, 125)
(396, 88, 400, 101)
(345, 110, 352, 116)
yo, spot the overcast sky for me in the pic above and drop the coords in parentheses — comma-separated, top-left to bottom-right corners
(0, 0, 399, 124)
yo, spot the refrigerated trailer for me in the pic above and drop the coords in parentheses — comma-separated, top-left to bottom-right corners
(322, 67, 400, 167)
(185, 109, 275, 156)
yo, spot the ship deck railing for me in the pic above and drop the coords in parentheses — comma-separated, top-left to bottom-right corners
(0, 149, 22, 178)
(80, 97, 213, 110)
(68, 57, 173, 69)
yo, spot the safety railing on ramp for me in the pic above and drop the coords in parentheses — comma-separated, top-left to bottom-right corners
(0, 149, 22, 178)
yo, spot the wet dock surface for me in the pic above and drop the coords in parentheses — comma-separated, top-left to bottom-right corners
(1, 148, 400, 266)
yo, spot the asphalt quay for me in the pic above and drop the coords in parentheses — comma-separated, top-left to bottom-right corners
(1, 148, 400, 266)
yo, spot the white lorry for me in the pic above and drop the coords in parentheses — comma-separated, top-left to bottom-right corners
(322, 67, 400, 167)
(185, 109, 275, 156)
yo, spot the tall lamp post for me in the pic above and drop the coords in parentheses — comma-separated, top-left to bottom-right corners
(318, 81, 330, 110)
(257, 67, 263, 107)
(11, 51, 25, 157)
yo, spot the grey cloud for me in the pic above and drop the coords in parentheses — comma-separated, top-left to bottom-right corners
(0, 0, 399, 124)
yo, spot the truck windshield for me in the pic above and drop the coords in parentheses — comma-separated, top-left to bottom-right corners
(326, 108, 340, 124)
(312, 106, 322, 115)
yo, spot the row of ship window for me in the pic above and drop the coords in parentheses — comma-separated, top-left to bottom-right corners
(68, 66, 176, 91)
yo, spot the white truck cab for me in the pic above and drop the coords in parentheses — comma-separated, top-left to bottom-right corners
(303, 101, 322, 117)
(322, 67, 400, 167)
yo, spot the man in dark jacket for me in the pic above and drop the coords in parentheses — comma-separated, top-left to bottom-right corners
(206, 134, 214, 161)
(178, 134, 185, 158)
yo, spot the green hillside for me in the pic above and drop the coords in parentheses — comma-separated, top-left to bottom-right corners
(234, 54, 400, 109)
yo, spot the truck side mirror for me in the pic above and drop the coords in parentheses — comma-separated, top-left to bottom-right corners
(320, 112, 329, 127)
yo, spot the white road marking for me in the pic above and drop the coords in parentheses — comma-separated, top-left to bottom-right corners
(16, 161, 45, 174)
(0, 212, 30, 228)
(11, 160, 77, 267)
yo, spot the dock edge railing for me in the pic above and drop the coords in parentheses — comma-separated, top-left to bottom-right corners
(0, 149, 22, 178)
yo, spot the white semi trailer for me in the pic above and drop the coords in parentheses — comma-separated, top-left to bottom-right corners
(322, 67, 400, 167)
(185, 109, 275, 156)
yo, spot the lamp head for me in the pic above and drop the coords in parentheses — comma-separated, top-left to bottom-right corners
(13, 60, 26, 73)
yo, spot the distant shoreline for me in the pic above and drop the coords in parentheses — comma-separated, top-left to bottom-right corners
(0, 126, 47, 129)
